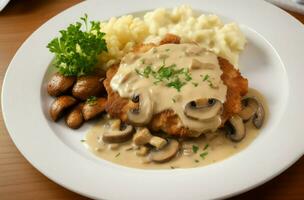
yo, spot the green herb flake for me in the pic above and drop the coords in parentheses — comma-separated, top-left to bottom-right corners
(166, 78, 186, 92)
(170, 166, 175, 169)
(200, 152, 208, 159)
(192, 145, 199, 153)
(202, 74, 210, 81)
(47, 14, 107, 76)
(80, 139, 86, 143)
(115, 152, 121, 158)
(172, 98, 176, 103)
(165, 49, 170, 52)
(203, 144, 209, 150)
(141, 59, 145, 64)
(194, 159, 200, 163)
(86, 96, 98, 105)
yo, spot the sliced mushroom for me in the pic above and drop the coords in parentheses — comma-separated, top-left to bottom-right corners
(49, 96, 77, 121)
(102, 121, 134, 143)
(82, 98, 107, 121)
(127, 92, 153, 126)
(225, 115, 246, 142)
(149, 139, 179, 163)
(65, 103, 84, 129)
(239, 97, 265, 128)
(47, 73, 76, 97)
(72, 75, 105, 100)
(184, 98, 222, 121)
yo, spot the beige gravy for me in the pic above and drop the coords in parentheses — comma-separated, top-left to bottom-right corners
(110, 43, 227, 135)
(84, 89, 267, 169)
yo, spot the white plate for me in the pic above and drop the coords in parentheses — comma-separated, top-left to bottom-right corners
(2, 0, 304, 199)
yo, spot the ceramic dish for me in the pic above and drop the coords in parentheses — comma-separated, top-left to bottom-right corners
(2, 0, 304, 199)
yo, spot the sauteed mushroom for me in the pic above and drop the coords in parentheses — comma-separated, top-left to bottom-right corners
(184, 98, 222, 121)
(65, 103, 84, 129)
(127, 92, 153, 126)
(225, 115, 246, 142)
(82, 98, 107, 121)
(72, 75, 104, 100)
(47, 73, 76, 97)
(149, 139, 179, 163)
(102, 119, 134, 143)
(49, 96, 77, 121)
(239, 97, 265, 128)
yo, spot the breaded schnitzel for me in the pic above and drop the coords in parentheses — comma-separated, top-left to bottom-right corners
(103, 34, 248, 137)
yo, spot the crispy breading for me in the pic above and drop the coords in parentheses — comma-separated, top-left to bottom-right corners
(103, 34, 248, 137)
(219, 57, 248, 122)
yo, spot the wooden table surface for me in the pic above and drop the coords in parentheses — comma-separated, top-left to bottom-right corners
(0, 0, 303, 199)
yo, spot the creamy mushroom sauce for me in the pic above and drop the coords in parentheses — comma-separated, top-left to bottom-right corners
(84, 89, 267, 169)
(110, 43, 227, 136)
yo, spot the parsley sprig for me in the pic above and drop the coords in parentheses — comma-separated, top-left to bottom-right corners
(47, 14, 107, 76)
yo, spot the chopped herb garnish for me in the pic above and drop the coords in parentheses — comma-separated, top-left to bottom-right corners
(172, 98, 176, 103)
(195, 159, 200, 163)
(135, 63, 192, 92)
(115, 152, 121, 158)
(202, 74, 210, 81)
(86, 96, 97, 105)
(80, 139, 86, 143)
(170, 166, 175, 169)
(206, 79, 215, 88)
(203, 144, 209, 150)
(166, 78, 186, 92)
(192, 82, 198, 87)
(200, 152, 208, 159)
(47, 14, 107, 76)
(192, 145, 199, 153)
(165, 48, 170, 52)
(141, 59, 145, 64)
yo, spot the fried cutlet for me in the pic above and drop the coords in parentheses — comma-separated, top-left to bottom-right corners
(103, 34, 248, 137)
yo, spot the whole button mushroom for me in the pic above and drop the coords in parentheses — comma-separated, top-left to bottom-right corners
(49, 96, 77, 121)
(65, 103, 84, 129)
(82, 97, 107, 121)
(72, 75, 105, 100)
(47, 73, 76, 97)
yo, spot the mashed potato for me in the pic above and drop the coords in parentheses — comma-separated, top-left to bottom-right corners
(100, 5, 246, 68)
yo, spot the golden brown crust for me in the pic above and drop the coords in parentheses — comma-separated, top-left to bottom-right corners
(219, 57, 248, 122)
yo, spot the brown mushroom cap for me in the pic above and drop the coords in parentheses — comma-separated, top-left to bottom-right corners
(149, 139, 180, 163)
(47, 73, 76, 97)
(82, 98, 107, 121)
(225, 115, 246, 142)
(49, 96, 77, 121)
(65, 103, 84, 129)
(72, 75, 105, 100)
(184, 98, 223, 121)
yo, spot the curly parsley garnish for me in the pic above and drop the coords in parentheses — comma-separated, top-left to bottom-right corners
(47, 14, 107, 76)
